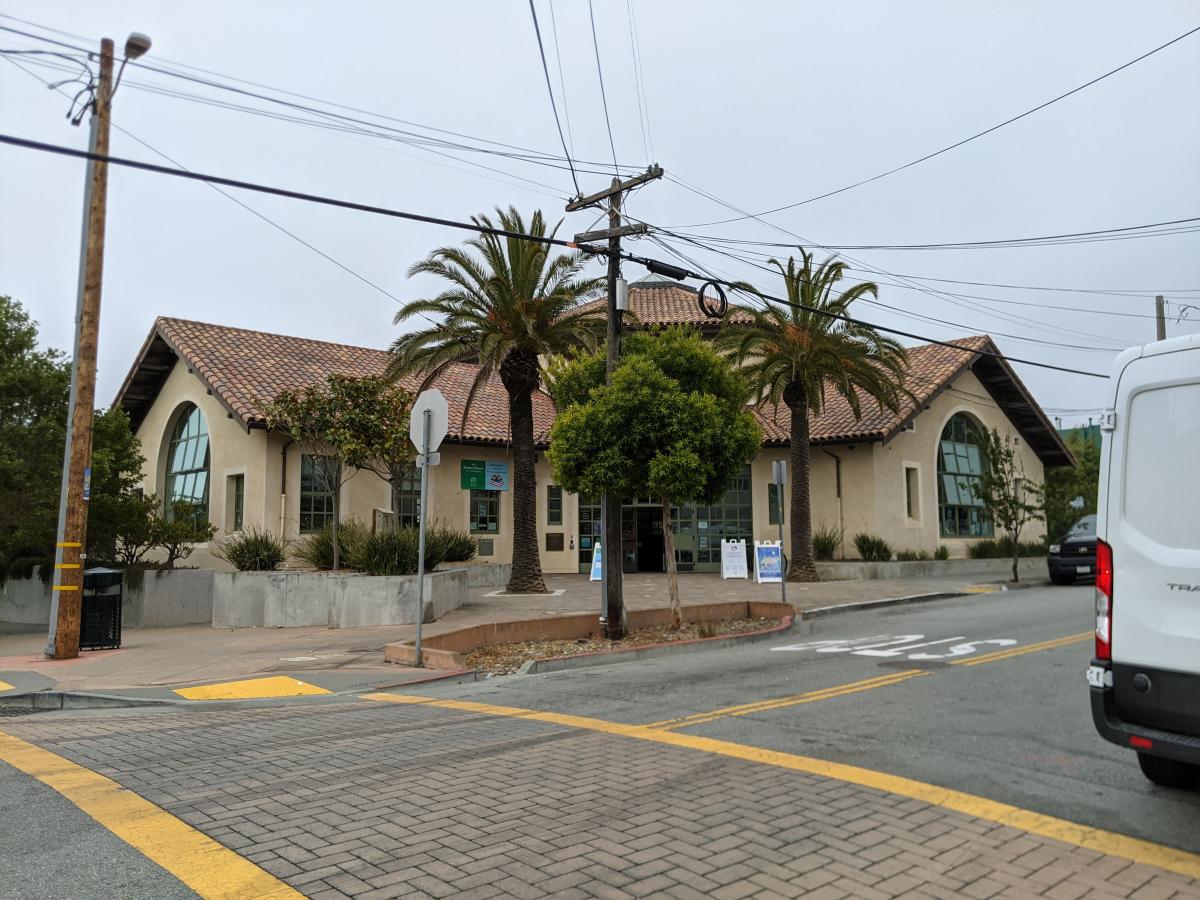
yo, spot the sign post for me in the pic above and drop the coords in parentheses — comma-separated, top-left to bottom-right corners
(772, 460, 787, 605)
(410, 389, 448, 667)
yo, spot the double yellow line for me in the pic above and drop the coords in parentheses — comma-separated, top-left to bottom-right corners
(647, 630, 1092, 732)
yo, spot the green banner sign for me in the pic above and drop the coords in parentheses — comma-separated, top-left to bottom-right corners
(461, 459, 486, 490)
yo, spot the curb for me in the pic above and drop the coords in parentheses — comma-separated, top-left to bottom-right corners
(801, 590, 968, 619)
(516, 615, 805, 675)
(0, 668, 483, 711)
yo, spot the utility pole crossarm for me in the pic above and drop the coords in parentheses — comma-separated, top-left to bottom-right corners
(573, 223, 648, 244)
(565, 165, 663, 212)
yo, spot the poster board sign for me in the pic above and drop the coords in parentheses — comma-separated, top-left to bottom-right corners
(589, 543, 603, 582)
(720, 539, 748, 579)
(755, 541, 784, 583)
(461, 460, 485, 490)
(484, 460, 509, 491)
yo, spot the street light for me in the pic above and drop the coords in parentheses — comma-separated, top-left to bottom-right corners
(124, 32, 152, 59)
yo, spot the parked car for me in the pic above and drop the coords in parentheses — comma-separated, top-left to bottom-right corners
(1047, 514, 1097, 585)
(1088, 333, 1200, 789)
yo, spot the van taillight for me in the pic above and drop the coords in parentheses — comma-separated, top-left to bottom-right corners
(1095, 538, 1113, 661)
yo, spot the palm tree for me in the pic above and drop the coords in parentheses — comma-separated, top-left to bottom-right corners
(389, 207, 605, 593)
(719, 249, 909, 582)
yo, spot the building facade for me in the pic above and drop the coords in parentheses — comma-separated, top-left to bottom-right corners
(116, 282, 1072, 573)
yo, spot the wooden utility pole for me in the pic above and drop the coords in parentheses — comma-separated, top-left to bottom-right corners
(45, 38, 115, 660)
(567, 166, 662, 639)
(1155, 295, 1166, 341)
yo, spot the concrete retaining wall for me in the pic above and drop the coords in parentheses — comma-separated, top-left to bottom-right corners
(0, 570, 51, 624)
(212, 568, 469, 629)
(815, 557, 1046, 582)
(123, 569, 215, 628)
(461, 563, 512, 588)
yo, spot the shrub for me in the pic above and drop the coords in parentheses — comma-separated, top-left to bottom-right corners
(213, 528, 287, 571)
(293, 519, 368, 570)
(853, 533, 893, 562)
(968, 537, 1050, 560)
(429, 521, 477, 563)
(895, 549, 932, 562)
(350, 526, 448, 576)
(812, 524, 841, 561)
(934, 544, 950, 561)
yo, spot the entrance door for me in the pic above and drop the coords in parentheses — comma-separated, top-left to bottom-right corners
(636, 507, 665, 572)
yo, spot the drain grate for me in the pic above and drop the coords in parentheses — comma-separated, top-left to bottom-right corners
(0, 706, 52, 717)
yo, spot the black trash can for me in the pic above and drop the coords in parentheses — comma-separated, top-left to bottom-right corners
(80, 567, 123, 650)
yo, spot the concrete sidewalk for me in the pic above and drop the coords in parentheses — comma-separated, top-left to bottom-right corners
(0, 572, 1010, 701)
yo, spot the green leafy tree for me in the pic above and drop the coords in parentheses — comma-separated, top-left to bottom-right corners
(1043, 433, 1099, 540)
(389, 207, 604, 594)
(718, 250, 909, 582)
(0, 296, 70, 575)
(267, 374, 413, 569)
(152, 500, 217, 568)
(86, 408, 152, 563)
(972, 427, 1045, 583)
(549, 329, 761, 630)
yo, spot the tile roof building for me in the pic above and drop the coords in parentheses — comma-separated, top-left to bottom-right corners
(116, 290, 1070, 574)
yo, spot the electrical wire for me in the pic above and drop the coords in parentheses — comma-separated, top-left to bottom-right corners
(0, 130, 1112, 380)
(547, 0, 576, 159)
(527, 0, 582, 197)
(625, 0, 652, 163)
(675, 23, 1200, 228)
(586, 0, 621, 175)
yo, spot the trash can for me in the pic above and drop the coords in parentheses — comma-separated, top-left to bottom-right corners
(80, 567, 123, 650)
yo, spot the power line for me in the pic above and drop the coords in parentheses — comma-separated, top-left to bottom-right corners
(586, 0, 621, 175)
(0, 130, 1110, 381)
(625, 0, 652, 162)
(675, 23, 1200, 228)
(547, 0, 575, 159)
(527, 0, 581, 197)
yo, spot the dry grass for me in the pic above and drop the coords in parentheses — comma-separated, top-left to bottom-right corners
(464, 617, 781, 675)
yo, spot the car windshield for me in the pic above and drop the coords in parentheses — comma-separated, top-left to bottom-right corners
(1068, 515, 1097, 538)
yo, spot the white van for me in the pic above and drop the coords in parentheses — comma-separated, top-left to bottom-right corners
(1088, 332, 1200, 788)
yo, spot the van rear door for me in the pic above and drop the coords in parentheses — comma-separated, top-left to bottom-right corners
(1105, 346, 1200, 733)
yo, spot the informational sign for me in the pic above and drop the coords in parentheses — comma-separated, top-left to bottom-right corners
(721, 539, 748, 579)
(589, 543, 603, 582)
(754, 541, 784, 583)
(461, 460, 486, 490)
(485, 460, 509, 491)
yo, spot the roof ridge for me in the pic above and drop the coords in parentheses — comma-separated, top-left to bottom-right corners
(157, 316, 392, 357)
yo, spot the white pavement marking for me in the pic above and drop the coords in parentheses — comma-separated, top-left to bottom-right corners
(770, 633, 1018, 661)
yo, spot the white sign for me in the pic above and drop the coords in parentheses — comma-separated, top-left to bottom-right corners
(770, 633, 1017, 660)
(589, 543, 603, 582)
(409, 389, 448, 453)
(721, 539, 748, 579)
(754, 541, 784, 583)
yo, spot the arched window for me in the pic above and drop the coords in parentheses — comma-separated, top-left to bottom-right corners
(937, 413, 992, 537)
(164, 403, 210, 523)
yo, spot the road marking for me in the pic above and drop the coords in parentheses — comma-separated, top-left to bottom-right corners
(951, 631, 1092, 666)
(644, 669, 931, 731)
(173, 675, 332, 701)
(0, 679, 13, 693)
(0, 730, 301, 898)
(362, 691, 1200, 881)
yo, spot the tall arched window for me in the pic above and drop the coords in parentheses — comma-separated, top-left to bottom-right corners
(937, 413, 992, 537)
(164, 403, 210, 523)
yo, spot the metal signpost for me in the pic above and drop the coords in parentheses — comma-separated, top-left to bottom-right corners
(410, 389, 448, 667)
(773, 460, 787, 606)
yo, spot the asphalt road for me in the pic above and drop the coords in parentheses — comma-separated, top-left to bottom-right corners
(0, 755, 196, 899)
(418, 584, 1200, 853)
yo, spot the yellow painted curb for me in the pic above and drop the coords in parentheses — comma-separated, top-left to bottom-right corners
(363, 692, 1200, 882)
(174, 676, 331, 701)
(0, 731, 301, 899)
(0, 679, 14, 693)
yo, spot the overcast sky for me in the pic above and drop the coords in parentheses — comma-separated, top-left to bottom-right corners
(2, 1, 1197, 426)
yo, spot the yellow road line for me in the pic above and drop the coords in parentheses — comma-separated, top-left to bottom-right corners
(174, 676, 332, 701)
(0, 731, 301, 899)
(645, 669, 930, 730)
(951, 631, 1092, 667)
(363, 691, 1200, 881)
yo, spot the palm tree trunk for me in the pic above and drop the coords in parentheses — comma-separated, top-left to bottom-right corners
(662, 497, 682, 629)
(506, 383, 547, 593)
(785, 384, 819, 582)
